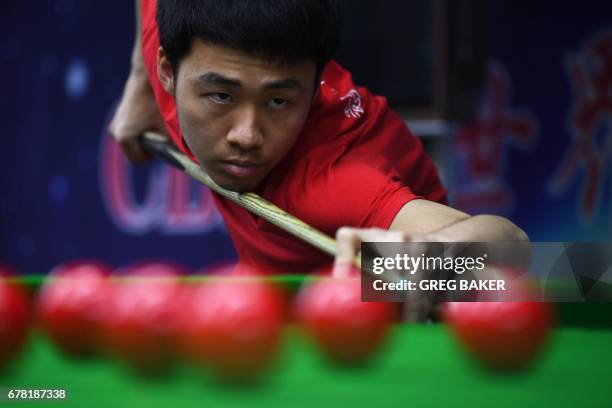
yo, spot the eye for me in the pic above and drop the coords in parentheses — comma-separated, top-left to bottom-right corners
(207, 93, 233, 104)
(268, 98, 288, 109)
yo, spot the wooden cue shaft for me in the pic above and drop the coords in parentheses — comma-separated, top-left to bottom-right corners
(139, 131, 361, 269)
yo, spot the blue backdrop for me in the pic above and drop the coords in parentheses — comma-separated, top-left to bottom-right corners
(452, 0, 611, 241)
(0, 1, 235, 274)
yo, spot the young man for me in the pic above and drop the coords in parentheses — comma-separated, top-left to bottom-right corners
(110, 0, 528, 278)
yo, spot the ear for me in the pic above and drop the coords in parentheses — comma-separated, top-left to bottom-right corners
(157, 47, 175, 94)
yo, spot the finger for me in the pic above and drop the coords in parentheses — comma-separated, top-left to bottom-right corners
(119, 137, 153, 163)
(333, 227, 409, 277)
(333, 227, 362, 277)
(356, 228, 406, 242)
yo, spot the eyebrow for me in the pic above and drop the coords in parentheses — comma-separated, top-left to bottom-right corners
(196, 72, 241, 87)
(195, 72, 304, 91)
(262, 78, 304, 91)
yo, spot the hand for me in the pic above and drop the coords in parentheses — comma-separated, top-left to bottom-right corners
(333, 227, 410, 277)
(109, 71, 168, 163)
(333, 226, 438, 322)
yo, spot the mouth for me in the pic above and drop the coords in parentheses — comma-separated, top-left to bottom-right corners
(217, 160, 263, 179)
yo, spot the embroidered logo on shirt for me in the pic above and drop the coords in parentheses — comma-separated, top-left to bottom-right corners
(340, 89, 364, 119)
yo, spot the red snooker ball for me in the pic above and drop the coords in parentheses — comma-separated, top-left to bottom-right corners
(180, 277, 284, 381)
(443, 265, 554, 371)
(104, 261, 186, 374)
(443, 300, 553, 371)
(0, 265, 29, 369)
(36, 261, 112, 357)
(295, 265, 395, 364)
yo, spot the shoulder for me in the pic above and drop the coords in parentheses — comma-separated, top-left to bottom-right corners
(269, 62, 446, 230)
(276, 150, 416, 234)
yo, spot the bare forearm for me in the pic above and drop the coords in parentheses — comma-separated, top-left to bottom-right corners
(427, 214, 529, 243)
(130, 0, 146, 73)
(120, 0, 158, 117)
(422, 214, 531, 270)
(126, 0, 154, 102)
(109, 0, 166, 162)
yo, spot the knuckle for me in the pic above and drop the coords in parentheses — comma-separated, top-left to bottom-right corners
(115, 132, 135, 142)
(335, 227, 355, 241)
(109, 129, 127, 141)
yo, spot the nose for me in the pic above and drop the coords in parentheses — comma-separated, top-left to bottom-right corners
(226, 107, 264, 151)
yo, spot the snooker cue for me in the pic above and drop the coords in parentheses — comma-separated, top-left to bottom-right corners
(138, 131, 364, 270)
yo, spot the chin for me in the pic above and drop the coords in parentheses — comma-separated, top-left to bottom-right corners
(210, 174, 259, 193)
(222, 183, 251, 193)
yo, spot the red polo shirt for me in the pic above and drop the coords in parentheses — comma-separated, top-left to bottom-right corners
(141, 0, 447, 274)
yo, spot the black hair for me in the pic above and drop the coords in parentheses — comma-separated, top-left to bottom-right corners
(157, 0, 341, 76)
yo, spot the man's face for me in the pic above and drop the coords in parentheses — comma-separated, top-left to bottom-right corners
(159, 40, 317, 192)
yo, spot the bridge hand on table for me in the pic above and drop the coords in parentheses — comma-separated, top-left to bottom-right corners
(332, 226, 438, 322)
